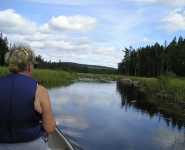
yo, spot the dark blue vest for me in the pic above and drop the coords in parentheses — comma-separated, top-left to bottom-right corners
(0, 73, 43, 143)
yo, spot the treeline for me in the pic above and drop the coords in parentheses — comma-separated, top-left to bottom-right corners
(0, 33, 117, 74)
(36, 55, 117, 74)
(118, 36, 185, 77)
(0, 33, 9, 65)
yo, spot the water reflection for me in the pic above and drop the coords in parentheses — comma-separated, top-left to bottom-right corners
(49, 81, 185, 150)
(153, 128, 185, 150)
(116, 81, 185, 129)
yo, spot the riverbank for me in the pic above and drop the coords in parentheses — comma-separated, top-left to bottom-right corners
(1, 67, 185, 99)
(0, 67, 122, 86)
(118, 76, 185, 127)
(0, 67, 77, 88)
(128, 76, 185, 103)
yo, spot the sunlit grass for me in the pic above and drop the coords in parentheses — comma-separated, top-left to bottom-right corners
(125, 75, 185, 102)
(0, 66, 9, 76)
(32, 69, 77, 88)
(161, 77, 185, 102)
(0, 67, 77, 88)
(129, 76, 161, 92)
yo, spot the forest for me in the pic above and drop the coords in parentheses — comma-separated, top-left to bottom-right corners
(118, 37, 185, 77)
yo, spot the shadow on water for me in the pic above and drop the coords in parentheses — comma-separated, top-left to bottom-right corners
(116, 81, 185, 130)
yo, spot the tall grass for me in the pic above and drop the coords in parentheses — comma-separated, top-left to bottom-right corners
(0, 67, 78, 88)
(0, 66, 9, 76)
(158, 76, 185, 102)
(118, 76, 185, 127)
(124, 75, 185, 102)
(129, 76, 161, 92)
(33, 69, 77, 88)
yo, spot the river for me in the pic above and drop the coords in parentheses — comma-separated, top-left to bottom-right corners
(49, 81, 185, 150)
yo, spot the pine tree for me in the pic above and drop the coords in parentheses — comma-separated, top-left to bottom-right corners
(0, 33, 9, 66)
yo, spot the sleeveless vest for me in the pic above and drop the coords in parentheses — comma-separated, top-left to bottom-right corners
(0, 73, 43, 143)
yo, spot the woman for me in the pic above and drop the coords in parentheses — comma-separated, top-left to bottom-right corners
(0, 46, 56, 149)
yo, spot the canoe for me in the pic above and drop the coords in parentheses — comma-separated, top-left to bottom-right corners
(48, 127, 75, 150)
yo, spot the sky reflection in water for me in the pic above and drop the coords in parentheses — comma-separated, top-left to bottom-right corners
(49, 82, 185, 150)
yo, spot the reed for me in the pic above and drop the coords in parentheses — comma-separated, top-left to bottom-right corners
(33, 69, 77, 88)
(130, 76, 185, 102)
(0, 67, 77, 88)
(158, 76, 185, 102)
(118, 76, 185, 127)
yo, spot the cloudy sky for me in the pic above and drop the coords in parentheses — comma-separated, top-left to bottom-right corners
(0, 0, 185, 68)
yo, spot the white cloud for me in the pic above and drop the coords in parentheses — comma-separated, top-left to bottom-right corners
(162, 8, 185, 32)
(0, 9, 120, 68)
(0, 9, 96, 34)
(48, 15, 96, 32)
(0, 9, 37, 34)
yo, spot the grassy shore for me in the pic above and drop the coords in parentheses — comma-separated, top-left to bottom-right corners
(77, 72, 185, 102)
(119, 76, 185, 125)
(0, 67, 77, 88)
(128, 76, 185, 103)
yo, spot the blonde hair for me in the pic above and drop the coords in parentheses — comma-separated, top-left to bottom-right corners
(5, 45, 36, 73)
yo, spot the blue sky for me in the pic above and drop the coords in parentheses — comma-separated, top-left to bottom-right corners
(0, 0, 185, 68)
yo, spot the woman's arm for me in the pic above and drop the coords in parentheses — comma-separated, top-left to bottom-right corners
(36, 85, 56, 134)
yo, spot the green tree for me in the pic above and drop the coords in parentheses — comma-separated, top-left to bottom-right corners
(0, 33, 9, 66)
(118, 36, 185, 77)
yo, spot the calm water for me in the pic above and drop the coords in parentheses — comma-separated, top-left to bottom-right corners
(49, 81, 185, 150)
